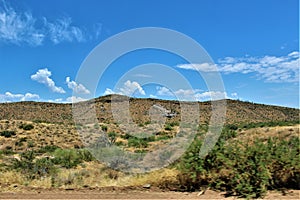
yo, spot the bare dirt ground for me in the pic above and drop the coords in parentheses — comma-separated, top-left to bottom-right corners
(0, 188, 299, 199)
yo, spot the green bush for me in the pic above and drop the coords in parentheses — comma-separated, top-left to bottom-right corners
(165, 124, 173, 131)
(19, 124, 34, 130)
(52, 148, 93, 169)
(177, 127, 300, 198)
(0, 130, 16, 138)
(128, 137, 148, 148)
(12, 151, 57, 179)
(108, 132, 117, 144)
(101, 125, 108, 132)
(37, 145, 60, 153)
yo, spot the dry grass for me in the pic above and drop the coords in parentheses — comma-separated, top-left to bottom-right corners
(235, 124, 300, 143)
(0, 161, 179, 191)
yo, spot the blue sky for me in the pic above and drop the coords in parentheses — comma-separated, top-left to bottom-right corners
(0, 0, 298, 108)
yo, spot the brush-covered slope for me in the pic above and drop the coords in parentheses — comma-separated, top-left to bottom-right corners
(0, 95, 298, 125)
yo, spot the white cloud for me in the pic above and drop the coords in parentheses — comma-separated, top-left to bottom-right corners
(66, 96, 87, 103)
(149, 94, 157, 99)
(0, 1, 44, 46)
(177, 51, 299, 83)
(47, 98, 63, 103)
(66, 77, 90, 94)
(44, 17, 85, 44)
(194, 91, 227, 101)
(0, 1, 99, 45)
(133, 74, 152, 78)
(288, 51, 299, 58)
(177, 63, 218, 72)
(174, 89, 202, 98)
(0, 91, 40, 102)
(31, 68, 65, 93)
(119, 80, 145, 96)
(103, 80, 146, 97)
(230, 92, 238, 99)
(154, 87, 227, 101)
(156, 86, 173, 96)
(103, 88, 114, 95)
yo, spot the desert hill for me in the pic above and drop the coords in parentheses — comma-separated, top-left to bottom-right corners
(0, 95, 298, 125)
(0, 95, 298, 152)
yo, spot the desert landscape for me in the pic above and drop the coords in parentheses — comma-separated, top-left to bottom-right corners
(0, 1, 299, 199)
(0, 95, 299, 199)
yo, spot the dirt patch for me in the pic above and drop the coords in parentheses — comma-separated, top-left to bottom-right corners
(0, 188, 299, 199)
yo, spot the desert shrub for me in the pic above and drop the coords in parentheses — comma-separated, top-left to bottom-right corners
(164, 124, 173, 131)
(156, 135, 172, 141)
(93, 123, 100, 129)
(37, 145, 60, 153)
(134, 149, 147, 153)
(144, 135, 155, 142)
(108, 132, 117, 144)
(27, 140, 35, 148)
(52, 148, 93, 169)
(101, 125, 108, 132)
(127, 137, 148, 148)
(0, 130, 16, 138)
(225, 124, 238, 130)
(77, 149, 94, 162)
(178, 127, 300, 199)
(115, 141, 124, 146)
(0, 149, 14, 155)
(12, 151, 57, 179)
(33, 157, 57, 178)
(19, 124, 34, 130)
(120, 133, 131, 139)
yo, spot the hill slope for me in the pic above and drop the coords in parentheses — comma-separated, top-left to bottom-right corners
(0, 95, 298, 125)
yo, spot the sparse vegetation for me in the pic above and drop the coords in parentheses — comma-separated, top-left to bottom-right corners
(0, 97, 299, 198)
(239, 120, 299, 130)
(177, 127, 300, 198)
(19, 123, 34, 130)
(128, 137, 149, 148)
(108, 132, 117, 144)
(0, 130, 16, 138)
(52, 148, 94, 169)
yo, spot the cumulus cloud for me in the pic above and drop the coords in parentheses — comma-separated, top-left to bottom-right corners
(194, 91, 227, 101)
(65, 96, 87, 103)
(0, 91, 40, 102)
(31, 68, 65, 93)
(177, 51, 299, 83)
(156, 86, 173, 96)
(103, 80, 146, 96)
(119, 80, 146, 96)
(0, 1, 100, 45)
(66, 77, 90, 94)
(154, 86, 228, 101)
(103, 88, 114, 95)
(230, 92, 238, 99)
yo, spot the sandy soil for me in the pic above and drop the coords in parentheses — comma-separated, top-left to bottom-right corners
(0, 188, 299, 199)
